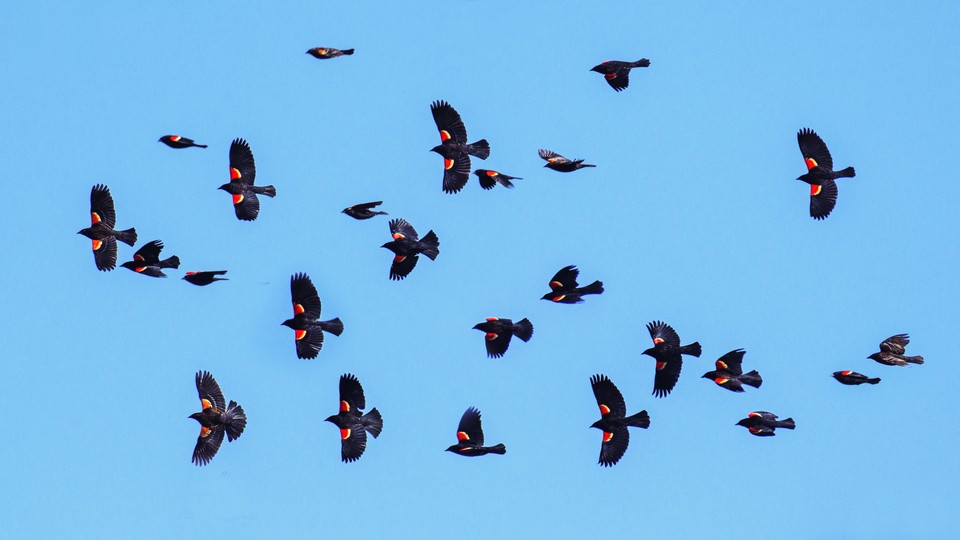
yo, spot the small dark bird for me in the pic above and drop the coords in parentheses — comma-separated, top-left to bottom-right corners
(183, 270, 229, 286)
(430, 100, 490, 194)
(641, 320, 702, 398)
(189, 370, 247, 466)
(306, 47, 354, 59)
(78, 184, 138, 271)
(280, 273, 344, 359)
(541, 265, 604, 303)
(120, 240, 180, 277)
(538, 149, 596, 172)
(701, 349, 762, 392)
(158, 135, 207, 149)
(589, 374, 650, 467)
(796, 128, 856, 220)
(590, 59, 650, 92)
(833, 370, 881, 385)
(445, 407, 506, 457)
(868, 334, 924, 366)
(342, 201, 388, 220)
(381, 218, 440, 280)
(324, 374, 383, 463)
(218, 138, 277, 221)
(472, 317, 533, 358)
(736, 411, 795, 437)
(473, 169, 522, 190)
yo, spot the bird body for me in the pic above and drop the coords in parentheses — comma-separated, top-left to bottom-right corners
(306, 47, 354, 59)
(183, 270, 229, 286)
(538, 149, 595, 172)
(473, 169, 522, 190)
(78, 184, 137, 271)
(342, 201, 388, 220)
(833, 370, 881, 385)
(736, 411, 795, 436)
(641, 320, 702, 398)
(189, 371, 246, 466)
(325, 374, 382, 462)
(381, 219, 440, 280)
(472, 317, 533, 358)
(158, 135, 206, 149)
(446, 407, 506, 457)
(218, 138, 276, 221)
(869, 334, 923, 366)
(120, 240, 180, 277)
(702, 349, 762, 392)
(430, 100, 490, 193)
(590, 374, 649, 466)
(796, 128, 856, 220)
(590, 58, 650, 91)
(281, 273, 343, 359)
(541, 265, 604, 303)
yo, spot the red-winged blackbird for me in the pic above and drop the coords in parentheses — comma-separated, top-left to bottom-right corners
(77, 184, 138, 271)
(833, 370, 881, 385)
(589, 374, 650, 467)
(324, 374, 383, 463)
(120, 240, 180, 278)
(381, 218, 440, 280)
(306, 47, 354, 59)
(796, 128, 856, 220)
(736, 411, 795, 436)
(280, 273, 344, 359)
(445, 407, 506, 457)
(538, 149, 595, 172)
(158, 135, 206, 149)
(472, 317, 533, 358)
(430, 100, 490, 194)
(701, 349, 762, 392)
(590, 59, 650, 92)
(189, 371, 246, 466)
(218, 138, 277, 221)
(868, 333, 924, 366)
(473, 169, 522, 190)
(641, 320, 702, 398)
(183, 270, 229, 286)
(342, 201, 388, 220)
(541, 265, 604, 303)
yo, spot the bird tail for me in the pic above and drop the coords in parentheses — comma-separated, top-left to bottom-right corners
(223, 401, 247, 442)
(195, 144, 208, 148)
(498, 176, 515, 189)
(159, 255, 180, 269)
(866, 377, 881, 385)
(635, 58, 651, 67)
(740, 370, 763, 389)
(321, 317, 344, 337)
(905, 355, 924, 364)
(419, 231, 440, 260)
(837, 166, 856, 178)
(776, 418, 796, 430)
(467, 139, 491, 160)
(362, 408, 383, 438)
(580, 280, 604, 296)
(253, 185, 277, 198)
(341, 49, 355, 55)
(513, 318, 534, 342)
(681, 342, 702, 358)
(487, 443, 506, 455)
(116, 228, 137, 247)
(625, 410, 650, 429)
(373, 211, 389, 216)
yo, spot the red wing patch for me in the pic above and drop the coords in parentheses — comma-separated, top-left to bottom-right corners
(604, 73, 616, 79)
(92, 239, 103, 251)
(457, 431, 469, 441)
(653, 337, 665, 344)
(841, 370, 852, 376)
(392, 233, 405, 240)
(186, 271, 196, 275)
(599, 404, 611, 415)
(439, 130, 451, 142)
(230, 167, 241, 180)
(552, 295, 565, 302)
(340, 428, 351, 440)
(201, 398, 212, 410)
(200, 426, 211, 438)
(656, 361, 667, 371)
(810, 184, 822, 196)
(293, 303, 304, 315)
(805, 157, 818, 170)
(485, 332, 498, 341)
(393, 255, 406, 263)
(232, 193, 244, 204)
(748, 412, 761, 418)
(171, 135, 181, 142)
(135, 267, 146, 273)
(549, 280, 563, 290)
(602, 432, 613, 442)
(485, 170, 498, 176)
(714, 377, 729, 385)
(716, 360, 728, 370)
(444, 158, 454, 170)
(294, 329, 307, 341)
(486, 317, 498, 321)
(134, 254, 144, 261)
(91, 212, 101, 225)
(340, 400, 350, 412)
(316, 48, 327, 55)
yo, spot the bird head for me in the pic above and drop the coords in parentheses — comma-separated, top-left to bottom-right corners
(540, 292, 558, 301)
(381, 241, 398, 253)
(735, 418, 751, 427)
(590, 65, 602, 73)
(472, 323, 485, 331)
(589, 420, 603, 430)
(701, 371, 716, 379)
(444, 444, 462, 453)
(280, 318, 296, 329)
(429, 144, 444, 155)
(217, 183, 231, 192)
(641, 347, 656, 357)
(77, 227, 93, 238)
(189, 412, 202, 422)
(341, 208, 349, 214)
(867, 353, 882, 361)
(119, 261, 139, 272)
(324, 414, 341, 426)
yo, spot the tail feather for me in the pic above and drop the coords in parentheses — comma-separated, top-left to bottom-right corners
(905, 355, 924, 365)
(468, 139, 490, 160)
(487, 443, 506, 455)
(777, 418, 796, 430)
(625, 410, 650, 429)
(254, 185, 277, 198)
(513, 318, 534, 342)
(342, 49, 355, 55)
(579, 280, 604, 296)
(740, 370, 763, 389)
(116, 228, 137, 247)
(373, 211, 389, 216)
(635, 58, 651, 67)
(224, 401, 247, 441)
(321, 317, 344, 337)
(419, 231, 440, 260)
(867, 377, 881, 385)
(195, 144, 208, 148)
(160, 255, 180, 269)
(837, 166, 856, 178)
(681, 342, 702, 358)
(362, 408, 383, 438)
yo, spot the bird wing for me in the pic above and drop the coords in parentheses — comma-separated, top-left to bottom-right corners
(192, 425, 225, 466)
(339, 373, 366, 412)
(483, 322, 513, 358)
(549, 265, 580, 290)
(389, 253, 419, 281)
(133, 240, 164, 264)
(294, 324, 324, 359)
(599, 426, 630, 467)
(92, 236, 118, 271)
(90, 184, 117, 229)
(604, 67, 630, 92)
(646, 320, 680, 347)
(388, 218, 419, 242)
(538, 149, 570, 164)
(880, 334, 909, 354)
(290, 272, 322, 320)
(232, 190, 261, 221)
(430, 100, 468, 143)
(442, 152, 471, 194)
(653, 356, 683, 398)
(456, 407, 485, 447)
(229, 138, 257, 185)
(590, 374, 627, 418)
(338, 419, 368, 463)
(797, 128, 834, 171)
(196, 370, 227, 411)
(715, 349, 746, 377)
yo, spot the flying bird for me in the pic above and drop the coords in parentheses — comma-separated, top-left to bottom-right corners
(472, 317, 533, 358)
(218, 138, 277, 221)
(306, 47, 354, 59)
(445, 407, 506, 457)
(796, 128, 856, 220)
(538, 149, 595, 172)
(541, 265, 604, 303)
(430, 100, 490, 194)
(158, 135, 206, 149)
(324, 374, 383, 463)
(868, 334, 924, 366)
(641, 320, 702, 398)
(381, 218, 440, 280)
(701, 349, 762, 392)
(473, 169, 522, 190)
(589, 374, 650, 467)
(77, 184, 138, 271)
(342, 201, 388, 220)
(736, 411, 795, 437)
(590, 58, 650, 92)
(120, 240, 180, 277)
(832, 370, 881, 385)
(183, 270, 229, 286)
(189, 371, 247, 466)
(280, 273, 344, 359)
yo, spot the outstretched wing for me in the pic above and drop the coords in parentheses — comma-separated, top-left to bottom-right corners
(797, 128, 834, 171)
(456, 407, 485, 447)
(431, 100, 468, 143)
(90, 184, 117, 229)
(229, 138, 257, 185)
(646, 320, 680, 347)
(388, 218, 419, 242)
(196, 370, 226, 411)
(715, 349, 746, 377)
(590, 374, 626, 418)
(339, 373, 366, 413)
(290, 272, 322, 320)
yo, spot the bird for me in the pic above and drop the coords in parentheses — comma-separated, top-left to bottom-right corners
(590, 59, 650, 92)
(701, 349, 762, 392)
(641, 320, 702, 398)
(430, 100, 490, 194)
(473, 169, 522, 190)
(183, 270, 229, 286)
(342, 201, 388, 220)
(589, 374, 650, 467)
(868, 334, 924, 366)
(381, 218, 440, 280)
(796, 128, 856, 220)
(445, 407, 506, 457)
(280, 273, 344, 359)
(218, 138, 277, 221)
(736, 411, 795, 437)
(77, 184, 137, 271)
(189, 370, 247, 466)
(538, 149, 595, 172)
(832, 370, 881, 385)
(306, 47, 354, 59)
(472, 317, 533, 358)
(324, 374, 383, 463)
(120, 240, 180, 278)
(158, 135, 206, 149)
(541, 265, 604, 303)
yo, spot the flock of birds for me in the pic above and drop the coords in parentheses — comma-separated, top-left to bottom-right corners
(75, 48, 926, 467)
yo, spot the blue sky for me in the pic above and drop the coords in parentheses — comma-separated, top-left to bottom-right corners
(2, 1, 959, 538)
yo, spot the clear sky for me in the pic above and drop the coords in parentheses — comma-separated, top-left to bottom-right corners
(2, 1, 959, 538)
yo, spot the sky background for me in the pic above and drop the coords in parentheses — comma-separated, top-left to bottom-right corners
(2, 1, 959, 538)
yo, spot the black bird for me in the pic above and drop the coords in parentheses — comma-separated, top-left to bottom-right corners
(280, 273, 344, 359)
(158, 135, 206, 149)
(218, 138, 277, 221)
(381, 218, 440, 280)
(736, 411, 795, 437)
(306, 47, 354, 59)
(342, 201, 388, 220)
(541, 265, 604, 304)
(589, 374, 650, 467)
(701, 349, 762, 392)
(796, 128, 856, 220)
(183, 270, 229, 286)
(641, 320, 702, 398)
(78, 184, 138, 271)
(189, 371, 247, 466)
(445, 407, 506, 457)
(538, 149, 595, 172)
(472, 317, 533, 358)
(832, 370, 881, 385)
(590, 59, 650, 92)
(430, 100, 490, 194)
(473, 169, 522, 190)
(868, 334, 924, 366)
(324, 374, 383, 463)
(120, 240, 180, 278)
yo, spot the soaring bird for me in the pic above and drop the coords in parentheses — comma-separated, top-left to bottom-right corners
(158, 135, 206, 149)
(736, 411, 795, 437)
(538, 149, 595, 172)
(473, 169, 522, 190)
(77, 184, 137, 271)
(541, 265, 604, 304)
(381, 218, 440, 280)
(701, 349, 762, 392)
(590, 59, 650, 92)
(306, 47, 354, 59)
(589, 374, 650, 467)
(120, 240, 180, 278)
(832, 370, 881, 385)
(445, 407, 506, 457)
(472, 317, 533, 358)
(430, 100, 490, 194)
(641, 320, 702, 398)
(183, 270, 229, 286)
(189, 371, 246, 466)
(280, 273, 344, 359)
(868, 334, 924, 366)
(218, 138, 276, 221)
(796, 128, 856, 220)
(342, 201, 388, 220)
(324, 374, 383, 463)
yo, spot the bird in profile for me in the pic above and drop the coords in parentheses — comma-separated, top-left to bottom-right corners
(78, 184, 137, 271)
(430, 100, 490, 194)
(381, 218, 440, 280)
(158, 135, 206, 149)
(736, 411, 795, 437)
(189, 371, 247, 466)
(832, 370, 880, 385)
(796, 128, 856, 220)
(473, 169, 522, 190)
(445, 407, 506, 457)
(306, 47, 354, 59)
(324, 374, 383, 463)
(218, 138, 277, 221)
(280, 273, 344, 359)
(120, 240, 180, 278)
(589, 374, 649, 467)
(868, 334, 924, 366)
(342, 201, 388, 220)
(538, 149, 595, 172)
(183, 270, 229, 286)
(541, 265, 604, 303)
(701, 349, 762, 392)
(641, 320, 702, 398)
(590, 58, 650, 92)
(472, 317, 533, 358)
